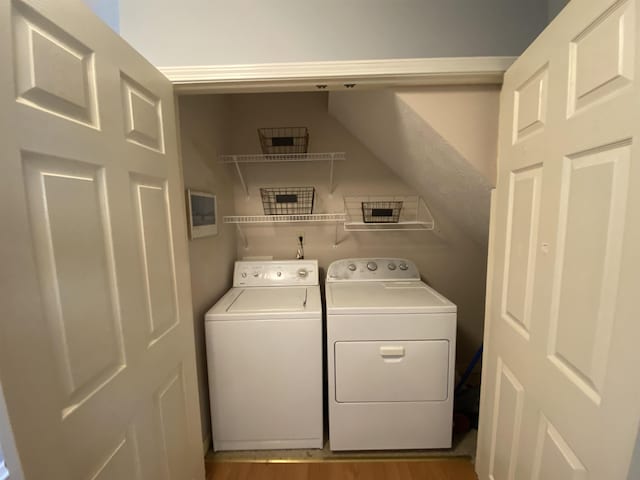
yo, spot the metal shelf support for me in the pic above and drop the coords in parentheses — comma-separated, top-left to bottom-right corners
(235, 223, 248, 249)
(220, 153, 345, 197)
(231, 155, 250, 198)
(224, 213, 345, 249)
(329, 153, 335, 195)
(333, 222, 342, 248)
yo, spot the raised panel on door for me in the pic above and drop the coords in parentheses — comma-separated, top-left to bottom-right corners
(89, 428, 142, 480)
(531, 415, 587, 480)
(513, 65, 548, 143)
(568, 0, 634, 115)
(155, 366, 191, 480)
(131, 174, 180, 346)
(120, 73, 165, 153)
(501, 165, 543, 339)
(548, 141, 630, 402)
(487, 359, 524, 480)
(22, 152, 126, 418)
(11, 0, 99, 127)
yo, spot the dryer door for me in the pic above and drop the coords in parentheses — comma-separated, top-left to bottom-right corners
(334, 340, 449, 403)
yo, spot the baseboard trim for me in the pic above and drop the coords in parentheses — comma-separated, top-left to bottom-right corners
(160, 57, 516, 93)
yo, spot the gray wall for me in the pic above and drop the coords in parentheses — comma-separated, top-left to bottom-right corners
(83, 0, 119, 32)
(547, 0, 569, 22)
(118, 0, 547, 67)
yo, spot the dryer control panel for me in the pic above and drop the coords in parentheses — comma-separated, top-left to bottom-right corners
(234, 260, 319, 287)
(326, 258, 420, 282)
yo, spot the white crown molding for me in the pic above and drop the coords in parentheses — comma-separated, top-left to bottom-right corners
(160, 56, 516, 94)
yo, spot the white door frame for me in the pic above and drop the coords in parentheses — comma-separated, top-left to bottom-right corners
(160, 56, 515, 94)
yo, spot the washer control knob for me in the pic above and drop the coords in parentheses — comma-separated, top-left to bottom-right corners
(277, 271, 282, 277)
(297, 269, 308, 278)
(367, 262, 378, 271)
(241, 272, 247, 278)
(348, 264, 357, 271)
(398, 262, 409, 271)
(388, 263, 397, 270)
(253, 272, 260, 278)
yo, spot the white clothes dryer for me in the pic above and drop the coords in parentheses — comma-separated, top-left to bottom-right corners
(326, 258, 457, 450)
(205, 260, 323, 451)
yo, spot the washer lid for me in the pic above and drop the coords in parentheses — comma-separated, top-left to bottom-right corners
(205, 286, 322, 321)
(326, 281, 456, 314)
(228, 287, 308, 313)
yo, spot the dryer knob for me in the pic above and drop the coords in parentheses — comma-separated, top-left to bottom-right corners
(367, 262, 378, 271)
(297, 269, 308, 278)
(348, 264, 357, 271)
(388, 263, 397, 270)
(399, 262, 408, 271)
(241, 272, 247, 278)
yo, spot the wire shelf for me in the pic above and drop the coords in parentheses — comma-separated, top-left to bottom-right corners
(344, 195, 434, 231)
(224, 213, 345, 224)
(219, 152, 346, 163)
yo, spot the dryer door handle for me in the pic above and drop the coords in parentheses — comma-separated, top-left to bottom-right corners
(379, 346, 405, 358)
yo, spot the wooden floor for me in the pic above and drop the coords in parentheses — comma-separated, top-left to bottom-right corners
(206, 459, 478, 480)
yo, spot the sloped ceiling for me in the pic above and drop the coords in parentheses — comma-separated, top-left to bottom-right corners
(328, 90, 493, 246)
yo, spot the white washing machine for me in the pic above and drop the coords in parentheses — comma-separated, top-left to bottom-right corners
(205, 260, 323, 451)
(326, 258, 457, 451)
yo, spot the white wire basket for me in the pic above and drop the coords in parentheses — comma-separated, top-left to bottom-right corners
(260, 186, 315, 215)
(258, 127, 309, 154)
(343, 195, 435, 231)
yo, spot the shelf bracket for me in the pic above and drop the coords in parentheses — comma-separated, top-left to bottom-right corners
(328, 153, 335, 195)
(232, 155, 250, 198)
(235, 224, 248, 249)
(333, 222, 341, 248)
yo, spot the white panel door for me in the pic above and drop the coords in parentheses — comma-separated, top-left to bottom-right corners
(477, 0, 640, 479)
(0, 1, 205, 479)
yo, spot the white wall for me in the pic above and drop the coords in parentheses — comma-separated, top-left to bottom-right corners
(225, 92, 489, 367)
(119, 0, 547, 67)
(178, 95, 237, 445)
(395, 86, 500, 186)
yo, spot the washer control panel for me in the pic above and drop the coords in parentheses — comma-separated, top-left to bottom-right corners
(327, 258, 419, 282)
(234, 260, 319, 287)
